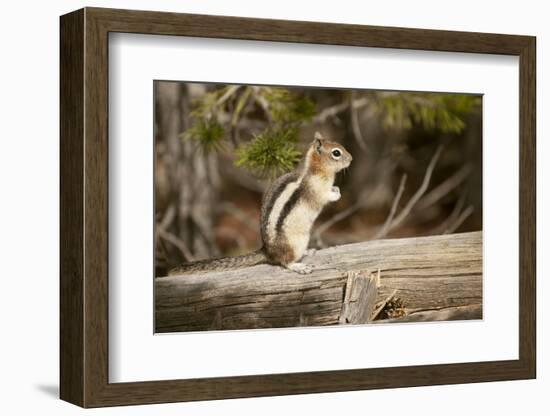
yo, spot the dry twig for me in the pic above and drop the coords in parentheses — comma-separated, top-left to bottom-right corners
(312, 191, 369, 246)
(349, 93, 368, 151)
(157, 228, 195, 262)
(313, 97, 368, 123)
(373, 174, 407, 239)
(389, 145, 443, 229)
(444, 205, 474, 234)
(417, 164, 472, 210)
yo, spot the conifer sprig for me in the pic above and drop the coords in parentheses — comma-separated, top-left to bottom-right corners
(375, 92, 480, 134)
(235, 127, 302, 178)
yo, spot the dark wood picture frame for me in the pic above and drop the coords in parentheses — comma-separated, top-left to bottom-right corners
(60, 7, 536, 408)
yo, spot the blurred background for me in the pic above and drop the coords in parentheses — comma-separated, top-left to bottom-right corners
(154, 81, 482, 277)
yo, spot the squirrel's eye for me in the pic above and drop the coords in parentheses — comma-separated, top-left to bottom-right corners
(331, 149, 342, 159)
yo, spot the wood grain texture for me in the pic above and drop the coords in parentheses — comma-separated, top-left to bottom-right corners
(84, 9, 110, 405)
(518, 36, 537, 376)
(89, 7, 532, 55)
(339, 271, 378, 324)
(59, 7, 536, 407)
(155, 232, 482, 332)
(59, 9, 84, 406)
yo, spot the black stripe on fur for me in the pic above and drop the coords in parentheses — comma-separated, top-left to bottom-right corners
(275, 184, 303, 233)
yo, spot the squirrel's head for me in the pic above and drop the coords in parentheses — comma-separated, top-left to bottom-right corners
(307, 132, 353, 175)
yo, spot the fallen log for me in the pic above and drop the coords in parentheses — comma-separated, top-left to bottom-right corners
(155, 231, 482, 332)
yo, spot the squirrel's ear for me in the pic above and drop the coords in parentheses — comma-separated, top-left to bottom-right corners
(313, 132, 324, 153)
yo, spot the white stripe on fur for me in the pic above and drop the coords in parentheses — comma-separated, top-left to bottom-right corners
(266, 179, 300, 242)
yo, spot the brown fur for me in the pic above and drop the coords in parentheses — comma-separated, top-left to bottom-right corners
(265, 238, 296, 266)
(308, 151, 330, 178)
(168, 249, 266, 276)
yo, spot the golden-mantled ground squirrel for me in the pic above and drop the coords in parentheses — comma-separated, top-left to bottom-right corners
(168, 132, 352, 276)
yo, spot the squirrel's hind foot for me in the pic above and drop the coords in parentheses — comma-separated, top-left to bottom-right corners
(286, 262, 313, 274)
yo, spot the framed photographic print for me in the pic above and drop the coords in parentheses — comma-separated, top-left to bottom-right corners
(60, 7, 536, 407)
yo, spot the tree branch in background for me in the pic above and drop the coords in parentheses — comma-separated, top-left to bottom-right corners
(313, 101, 349, 124)
(157, 203, 196, 262)
(431, 192, 466, 235)
(230, 86, 252, 147)
(444, 205, 474, 234)
(159, 203, 176, 230)
(207, 151, 222, 190)
(386, 146, 443, 231)
(157, 228, 195, 262)
(349, 92, 368, 152)
(417, 164, 472, 211)
(312, 190, 370, 247)
(251, 86, 273, 122)
(313, 97, 368, 124)
(373, 174, 407, 239)
(215, 85, 240, 108)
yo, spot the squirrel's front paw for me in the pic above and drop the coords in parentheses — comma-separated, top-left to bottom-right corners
(287, 262, 313, 274)
(329, 186, 341, 202)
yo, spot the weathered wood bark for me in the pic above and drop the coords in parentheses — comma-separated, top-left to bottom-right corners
(155, 231, 482, 332)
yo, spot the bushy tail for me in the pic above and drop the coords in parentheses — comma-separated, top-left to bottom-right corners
(168, 249, 267, 276)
